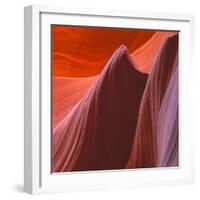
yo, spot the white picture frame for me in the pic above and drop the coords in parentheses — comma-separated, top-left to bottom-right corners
(24, 5, 195, 194)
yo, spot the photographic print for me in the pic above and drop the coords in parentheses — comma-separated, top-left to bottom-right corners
(51, 26, 179, 173)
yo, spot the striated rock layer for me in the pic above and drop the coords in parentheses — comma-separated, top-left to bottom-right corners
(52, 76, 97, 128)
(52, 33, 179, 172)
(127, 34, 178, 168)
(52, 26, 155, 77)
(53, 45, 148, 172)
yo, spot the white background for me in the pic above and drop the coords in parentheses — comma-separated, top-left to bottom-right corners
(0, 0, 199, 199)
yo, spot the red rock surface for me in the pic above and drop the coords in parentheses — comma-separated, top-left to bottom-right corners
(53, 46, 148, 172)
(52, 26, 179, 172)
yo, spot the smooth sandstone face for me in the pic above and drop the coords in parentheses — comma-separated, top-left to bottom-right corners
(51, 26, 179, 172)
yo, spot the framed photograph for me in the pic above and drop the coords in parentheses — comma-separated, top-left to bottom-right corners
(24, 5, 195, 194)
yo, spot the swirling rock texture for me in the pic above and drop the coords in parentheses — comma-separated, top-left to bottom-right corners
(52, 26, 179, 172)
(127, 34, 178, 168)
